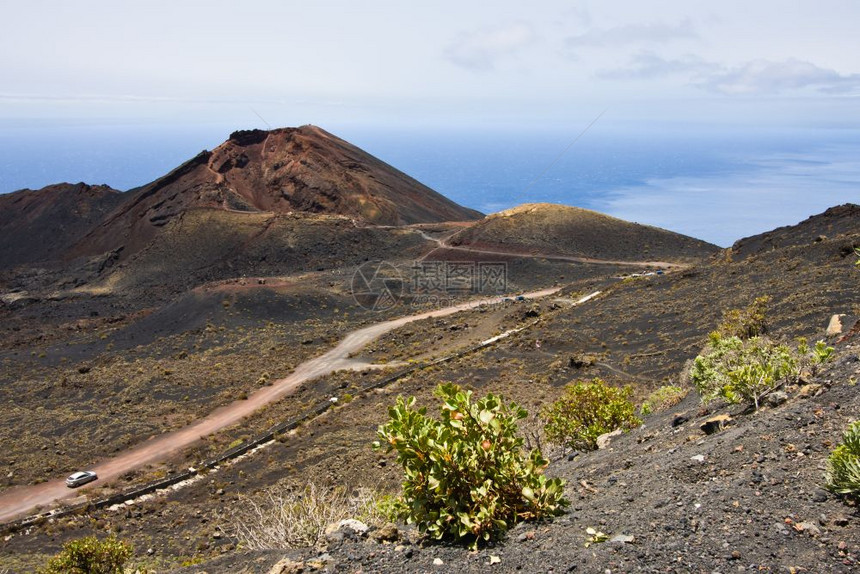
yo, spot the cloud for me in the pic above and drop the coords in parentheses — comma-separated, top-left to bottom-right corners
(598, 51, 714, 80)
(703, 59, 860, 95)
(445, 23, 536, 71)
(601, 53, 860, 95)
(565, 19, 697, 49)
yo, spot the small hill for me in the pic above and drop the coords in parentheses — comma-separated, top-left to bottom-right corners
(447, 203, 719, 263)
(71, 125, 482, 258)
(0, 183, 124, 268)
(731, 203, 860, 260)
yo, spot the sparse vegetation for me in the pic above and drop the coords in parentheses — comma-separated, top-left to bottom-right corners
(374, 383, 567, 548)
(690, 333, 799, 409)
(691, 332, 836, 410)
(230, 482, 386, 549)
(541, 378, 640, 451)
(825, 420, 860, 497)
(639, 385, 687, 415)
(39, 535, 132, 574)
(717, 296, 770, 339)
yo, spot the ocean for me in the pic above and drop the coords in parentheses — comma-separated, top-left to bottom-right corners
(1, 122, 857, 247)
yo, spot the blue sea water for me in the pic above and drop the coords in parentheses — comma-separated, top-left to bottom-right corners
(1, 122, 857, 247)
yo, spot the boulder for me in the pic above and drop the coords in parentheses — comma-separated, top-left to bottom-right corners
(765, 391, 789, 408)
(371, 523, 400, 542)
(596, 429, 623, 449)
(267, 557, 305, 574)
(701, 414, 731, 435)
(826, 314, 845, 337)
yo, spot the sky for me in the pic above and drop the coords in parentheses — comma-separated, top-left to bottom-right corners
(1, 1, 858, 245)
(3, 0, 858, 129)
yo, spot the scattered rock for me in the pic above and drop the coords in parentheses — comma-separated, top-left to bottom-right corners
(517, 530, 536, 542)
(701, 414, 731, 435)
(831, 515, 850, 527)
(609, 534, 635, 544)
(672, 414, 690, 427)
(799, 384, 822, 398)
(793, 521, 821, 537)
(569, 354, 595, 369)
(371, 523, 400, 542)
(812, 488, 827, 502)
(826, 314, 845, 337)
(433, 557, 444, 566)
(325, 519, 369, 537)
(488, 555, 501, 565)
(267, 557, 305, 574)
(596, 429, 623, 449)
(690, 454, 706, 463)
(765, 391, 789, 408)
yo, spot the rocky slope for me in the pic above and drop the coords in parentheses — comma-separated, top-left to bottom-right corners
(174, 334, 860, 573)
(0, 199, 856, 572)
(0, 183, 124, 268)
(732, 203, 860, 260)
(71, 125, 482, 259)
(0, 126, 483, 266)
(447, 203, 720, 263)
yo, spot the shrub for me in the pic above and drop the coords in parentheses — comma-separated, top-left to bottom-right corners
(825, 420, 860, 496)
(230, 482, 386, 549)
(690, 333, 800, 409)
(542, 378, 640, 451)
(796, 337, 835, 366)
(717, 296, 770, 339)
(813, 340, 835, 364)
(40, 535, 132, 574)
(639, 385, 687, 415)
(374, 383, 567, 548)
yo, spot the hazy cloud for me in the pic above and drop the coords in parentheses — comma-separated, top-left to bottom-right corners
(566, 19, 697, 49)
(598, 51, 714, 80)
(602, 53, 860, 95)
(704, 59, 860, 95)
(445, 23, 536, 71)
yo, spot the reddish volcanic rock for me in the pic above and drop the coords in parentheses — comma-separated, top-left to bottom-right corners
(1, 125, 482, 265)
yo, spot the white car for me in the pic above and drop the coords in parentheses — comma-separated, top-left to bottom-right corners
(66, 470, 98, 488)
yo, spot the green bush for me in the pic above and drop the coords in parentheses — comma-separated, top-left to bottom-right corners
(640, 385, 687, 415)
(825, 420, 860, 496)
(796, 337, 835, 365)
(374, 383, 567, 548)
(690, 333, 800, 409)
(542, 378, 640, 451)
(717, 296, 770, 339)
(40, 535, 132, 574)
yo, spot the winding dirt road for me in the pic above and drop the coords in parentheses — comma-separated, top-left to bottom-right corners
(411, 228, 685, 269)
(0, 287, 561, 523)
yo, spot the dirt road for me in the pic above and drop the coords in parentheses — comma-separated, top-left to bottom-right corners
(0, 288, 560, 523)
(411, 228, 685, 269)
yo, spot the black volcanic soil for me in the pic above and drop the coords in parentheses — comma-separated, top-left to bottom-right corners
(0, 205, 856, 573)
(732, 203, 860, 260)
(170, 339, 860, 574)
(448, 203, 720, 263)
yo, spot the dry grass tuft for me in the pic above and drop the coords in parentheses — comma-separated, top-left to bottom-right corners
(228, 482, 387, 549)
